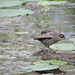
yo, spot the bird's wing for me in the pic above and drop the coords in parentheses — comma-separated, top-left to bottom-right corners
(34, 35, 55, 40)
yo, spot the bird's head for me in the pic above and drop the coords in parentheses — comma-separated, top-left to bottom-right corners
(58, 34, 66, 40)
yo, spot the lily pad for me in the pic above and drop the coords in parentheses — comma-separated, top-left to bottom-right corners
(39, 1, 66, 5)
(22, 65, 59, 71)
(69, 38, 75, 43)
(34, 60, 67, 66)
(0, 0, 23, 8)
(23, 0, 40, 1)
(0, 9, 34, 17)
(59, 65, 75, 71)
(50, 43, 75, 51)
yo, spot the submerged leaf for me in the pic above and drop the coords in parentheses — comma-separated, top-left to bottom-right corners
(50, 43, 75, 51)
(15, 32, 30, 34)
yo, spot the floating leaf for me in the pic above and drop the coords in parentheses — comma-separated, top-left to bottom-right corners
(23, 0, 40, 1)
(69, 38, 75, 43)
(22, 65, 35, 70)
(59, 65, 75, 71)
(22, 65, 59, 71)
(31, 65, 59, 71)
(34, 60, 67, 66)
(15, 32, 30, 34)
(0, 9, 34, 17)
(0, 0, 23, 7)
(50, 43, 75, 51)
(39, 1, 66, 5)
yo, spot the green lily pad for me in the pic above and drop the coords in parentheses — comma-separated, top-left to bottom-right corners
(31, 65, 59, 71)
(22, 65, 59, 71)
(50, 43, 75, 51)
(23, 0, 40, 1)
(59, 65, 75, 71)
(22, 65, 35, 70)
(0, 9, 34, 17)
(39, 1, 66, 5)
(69, 38, 75, 43)
(34, 60, 67, 66)
(0, 0, 23, 7)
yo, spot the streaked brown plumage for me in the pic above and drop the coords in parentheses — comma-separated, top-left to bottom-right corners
(34, 30, 65, 49)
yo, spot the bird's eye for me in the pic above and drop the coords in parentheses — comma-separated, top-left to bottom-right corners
(59, 34, 65, 38)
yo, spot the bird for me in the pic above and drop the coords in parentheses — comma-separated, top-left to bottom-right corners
(34, 30, 65, 49)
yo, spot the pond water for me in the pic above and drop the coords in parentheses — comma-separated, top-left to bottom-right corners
(0, 1, 75, 75)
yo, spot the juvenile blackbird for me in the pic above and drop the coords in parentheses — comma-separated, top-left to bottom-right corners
(34, 30, 65, 49)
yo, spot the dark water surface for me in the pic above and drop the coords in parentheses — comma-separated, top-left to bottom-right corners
(0, 1, 75, 75)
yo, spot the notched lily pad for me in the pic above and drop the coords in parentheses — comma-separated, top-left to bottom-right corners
(22, 65, 59, 71)
(50, 43, 75, 51)
(34, 60, 67, 66)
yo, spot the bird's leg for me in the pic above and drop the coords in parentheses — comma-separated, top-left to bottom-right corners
(47, 46, 54, 53)
(48, 46, 53, 50)
(45, 45, 53, 50)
